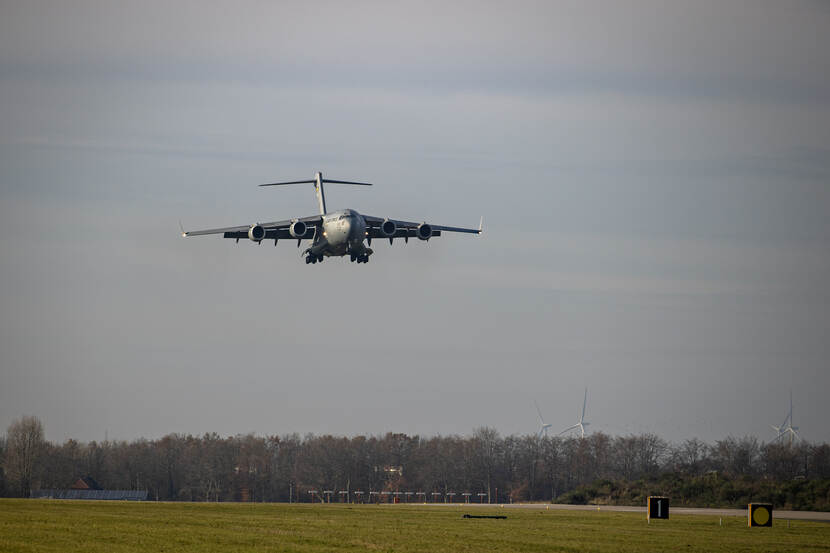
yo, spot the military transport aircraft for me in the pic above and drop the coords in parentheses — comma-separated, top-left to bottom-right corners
(182, 172, 482, 264)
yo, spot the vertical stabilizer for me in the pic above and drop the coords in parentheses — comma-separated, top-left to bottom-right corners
(314, 172, 327, 215)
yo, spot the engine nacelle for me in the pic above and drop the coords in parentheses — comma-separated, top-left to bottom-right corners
(289, 220, 307, 239)
(416, 223, 432, 241)
(380, 219, 397, 238)
(248, 224, 266, 242)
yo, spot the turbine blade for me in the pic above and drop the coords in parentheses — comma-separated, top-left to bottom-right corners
(581, 388, 588, 422)
(558, 425, 578, 436)
(790, 390, 794, 428)
(534, 400, 545, 424)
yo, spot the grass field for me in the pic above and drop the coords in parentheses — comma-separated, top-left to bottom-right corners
(1, 499, 829, 553)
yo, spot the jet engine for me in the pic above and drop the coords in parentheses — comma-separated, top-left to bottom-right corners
(248, 224, 266, 242)
(380, 219, 397, 237)
(289, 220, 307, 239)
(416, 223, 432, 241)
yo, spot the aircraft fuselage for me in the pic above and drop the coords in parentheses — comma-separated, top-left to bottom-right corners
(305, 209, 372, 262)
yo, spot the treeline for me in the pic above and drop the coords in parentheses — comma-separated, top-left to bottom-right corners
(559, 473, 830, 511)
(2, 417, 829, 510)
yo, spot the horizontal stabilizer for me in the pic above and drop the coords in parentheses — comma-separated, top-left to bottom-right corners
(321, 179, 373, 186)
(260, 178, 373, 187)
(260, 180, 315, 187)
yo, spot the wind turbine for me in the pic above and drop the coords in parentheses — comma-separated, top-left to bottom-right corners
(781, 391, 801, 446)
(770, 391, 800, 446)
(559, 388, 590, 439)
(534, 400, 552, 439)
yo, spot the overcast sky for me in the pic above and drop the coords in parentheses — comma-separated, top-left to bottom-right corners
(1, 1, 829, 444)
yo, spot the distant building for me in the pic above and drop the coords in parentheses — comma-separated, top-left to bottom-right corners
(70, 476, 101, 490)
(31, 475, 148, 501)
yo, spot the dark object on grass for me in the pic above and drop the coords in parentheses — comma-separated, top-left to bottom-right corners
(463, 514, 507, 519)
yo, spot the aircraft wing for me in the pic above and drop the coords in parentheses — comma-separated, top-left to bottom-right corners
(183, 214, 322, 240)
(363, 215, 482, 239)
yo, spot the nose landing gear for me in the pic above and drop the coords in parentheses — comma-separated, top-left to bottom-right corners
(350, 253, 370, 264)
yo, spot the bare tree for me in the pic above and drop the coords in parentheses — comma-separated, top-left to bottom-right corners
(4, 416, 45, 497)
(635, 433, 668, 477)
(712, 436, 760, 477)
(472, 427, 500, 503)
(808, 444, 830, 479)
(677, 438, 709, 475)
(614, 435, 639, 480)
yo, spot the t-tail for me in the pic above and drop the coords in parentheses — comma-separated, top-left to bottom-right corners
(259, 172, 373, 215)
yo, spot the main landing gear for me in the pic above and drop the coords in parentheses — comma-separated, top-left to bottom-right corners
(350, 253, 370, 264)
(305, 254, 324, 264)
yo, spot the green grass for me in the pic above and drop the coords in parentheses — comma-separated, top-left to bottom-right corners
(1, 500, 829, 553)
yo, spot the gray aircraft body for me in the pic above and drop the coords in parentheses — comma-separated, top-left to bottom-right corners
(183, 172, 481, 264)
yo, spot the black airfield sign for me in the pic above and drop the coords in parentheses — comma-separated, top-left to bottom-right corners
(648, 496, 670, 520)
(749, 503, 773, 527)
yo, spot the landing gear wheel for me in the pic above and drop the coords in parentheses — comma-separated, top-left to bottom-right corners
(317, 255, 324, 263)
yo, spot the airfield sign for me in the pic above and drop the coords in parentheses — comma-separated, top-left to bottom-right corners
(749, 503, 773, 527)
(648, 496, 670, 520)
